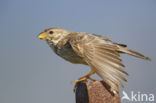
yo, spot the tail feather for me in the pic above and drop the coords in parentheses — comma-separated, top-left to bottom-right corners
(117, 46, 151, 61)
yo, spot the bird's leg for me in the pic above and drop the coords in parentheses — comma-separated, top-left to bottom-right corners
(73, 70, 96, 92)
(73, 70, 96, 83)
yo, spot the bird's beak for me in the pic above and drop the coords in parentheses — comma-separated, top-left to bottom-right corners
(38, 33, 47, 39)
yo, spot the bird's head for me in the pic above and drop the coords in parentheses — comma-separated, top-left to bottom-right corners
(38, 28, 70, 45)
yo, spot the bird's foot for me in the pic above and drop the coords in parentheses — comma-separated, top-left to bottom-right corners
(73, 76, 96, 92)
(73, 76, 88, 84)
(73, 75, 96, 84)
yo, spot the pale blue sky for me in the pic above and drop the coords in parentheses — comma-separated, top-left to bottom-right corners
(0, 0, 156, 103)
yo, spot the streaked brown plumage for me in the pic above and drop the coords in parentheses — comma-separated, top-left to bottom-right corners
(38, 27, 151, 93)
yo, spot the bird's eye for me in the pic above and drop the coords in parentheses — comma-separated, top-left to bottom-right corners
(49, 31, 54, 34)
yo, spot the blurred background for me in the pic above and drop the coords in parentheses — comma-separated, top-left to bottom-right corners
(0, 0, 156, 103)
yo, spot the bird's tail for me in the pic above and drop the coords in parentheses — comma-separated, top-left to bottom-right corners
(117, 45, 151, 61)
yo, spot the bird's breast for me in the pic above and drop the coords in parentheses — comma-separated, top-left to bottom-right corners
(55, 43, 87, 65)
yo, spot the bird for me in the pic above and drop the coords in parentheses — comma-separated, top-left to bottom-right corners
(38, 27, 151, 94)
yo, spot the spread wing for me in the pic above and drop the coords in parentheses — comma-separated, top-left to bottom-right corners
(69, 33, 128, 92)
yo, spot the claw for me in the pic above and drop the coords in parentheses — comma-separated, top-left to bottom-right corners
(73, 76, 88, 84)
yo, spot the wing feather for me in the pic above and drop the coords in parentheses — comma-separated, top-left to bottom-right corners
(69, 34, 128, 92)
(94, 55, 128, 77)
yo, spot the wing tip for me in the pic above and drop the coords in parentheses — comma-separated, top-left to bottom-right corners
(145, 57, 151, 61)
